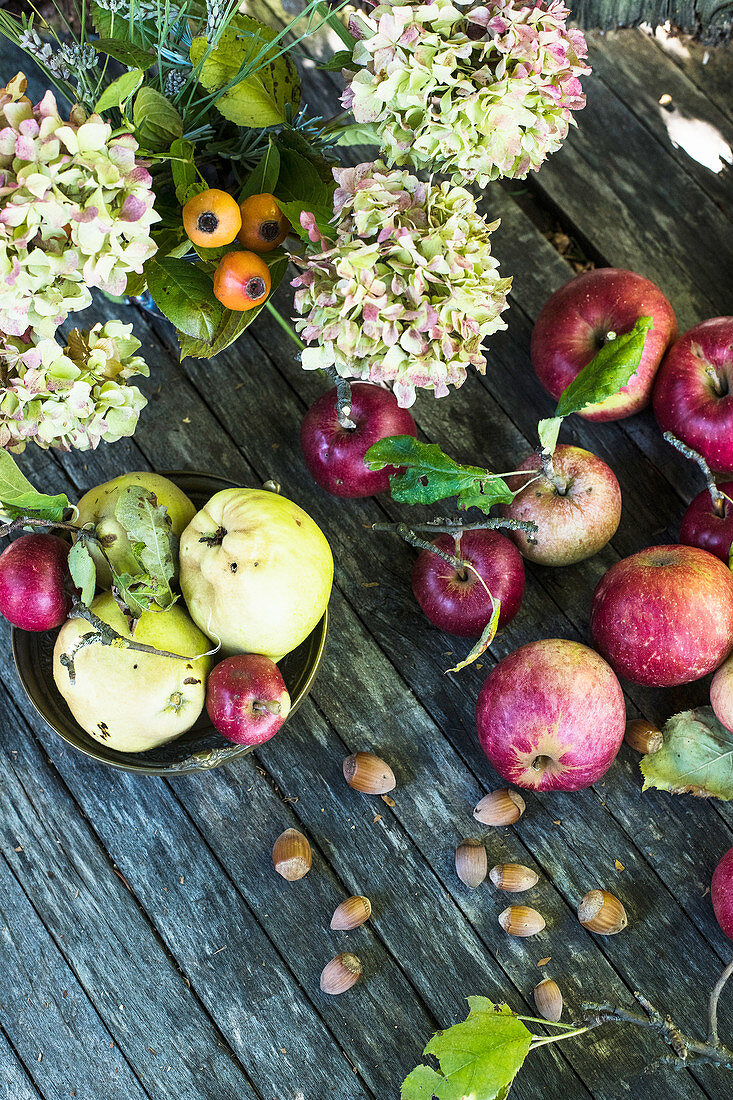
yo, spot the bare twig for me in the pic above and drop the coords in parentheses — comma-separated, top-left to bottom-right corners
(539, 448, 568, 495)
(0, 515, 82, 538)
(381, 522, 467, 571)
(324, 366, 356, 429)
(663, 432, 725, 516)
(709, 957, 733, 1047)
(372, 517, 538, 537)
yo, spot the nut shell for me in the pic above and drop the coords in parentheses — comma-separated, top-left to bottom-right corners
(474, 789, 525, 826)
(624, 719, 663, 754)
(498, 905, 546, 937)
(534, 978, 563, 1022)
(272, 828, 312, 881)
(343, 751, 396, 794)
(455, 839, 488, 888)
(489, 863, 539, 893)
(577, 889, 627, 935)
(319, 952, 362, 995)
(330, 896, 372, 931)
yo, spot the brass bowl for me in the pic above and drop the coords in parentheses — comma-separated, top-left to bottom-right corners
(11, 471, 328, 776)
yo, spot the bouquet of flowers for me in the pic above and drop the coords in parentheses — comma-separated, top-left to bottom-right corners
(0, 0, 589, 446)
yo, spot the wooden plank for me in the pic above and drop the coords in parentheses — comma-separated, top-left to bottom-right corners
(649, 29, 733, 125)
(0, 1027, 43, 1100)
(0, 856, 150, 1100)
(0, 687, 265, 1100)
(568, 0, 731, 37)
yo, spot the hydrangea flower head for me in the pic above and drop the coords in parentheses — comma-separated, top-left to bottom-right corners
(0, 74, 158, 338)
(292, 161, 511, 407)
(0, 321, 149, 451)
(342, 0, 590, 186)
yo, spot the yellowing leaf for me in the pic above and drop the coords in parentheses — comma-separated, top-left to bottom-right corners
(640, 706, 733, 800)
(446, 597, 501, 674)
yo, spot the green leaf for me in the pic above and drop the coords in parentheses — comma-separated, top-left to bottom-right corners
(92, 38, 155, 70)
(401, 1064, 443, 1099)
(170, 138, 198, 205)
(425, 999, 531, 1100)
(178, 254, 288, 359)
(641, 706, 733, 800)
(365, 437, 515, 515)
(0, 452, 68, 521)
(446, 597, 501, 674)
(317, 49, 354, 72)
(114, 487, 176, 607)
(67, 540, 97, 607)
(276, 130, 336, 185)
(556, 316, 653, 419)
(537, 416, 562, 457)
(272, 141, 336, 239)
(94, 68, 144, 113)
(274, 198, 334, 243)
(190, 20, 300, 128)
(146, 257, 223, 342)
(133, 87, 183, 151)
(239, 139, 281, 202)
(334, 122, 382, 147)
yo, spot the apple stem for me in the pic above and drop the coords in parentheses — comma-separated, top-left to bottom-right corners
(324, 366, 356, 429)
(662, 432, 725, 515)
(708, 957, 733, 1047)
(539, 449, 568, 495)
(252, 700, 282, 716)
(703, 360, 727, 397)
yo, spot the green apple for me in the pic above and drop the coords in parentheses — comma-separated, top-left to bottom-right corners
(53, 593, 211, 753)
(179, 488, 333, 661)
(75, 472, 196, 586)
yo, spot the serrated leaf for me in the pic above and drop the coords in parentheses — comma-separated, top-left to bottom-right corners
(365, 436, 514, 514)
(114, 487, 176, 607)
(94, 68, 144, 113)
(421, 999, 531, 1100)
(274, 198, 334, 242)
(334, 122, 382, 147)
(177, 253, 288, 359)
(239, 138, 281, 202)
(556, 316, 653, 418)
(446, 597, 501, 674)
(0, 452, 68, 521)
(133, 86, 183, 151)
(274, 142, 337, 239)
(67, 540, 97, 606)
(93, 39, 155, 70)
(146, 257, 222, 342)
(190, 20, 300, 128)
(641, 706, 733, 800)
(317, 49, 354, 72)
(401, 1064, 443, 1099)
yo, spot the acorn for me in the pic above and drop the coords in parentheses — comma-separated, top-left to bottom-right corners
(577, 889, 627, 935)
(455, 839, 488, 888)
(320, 952, 362, 995)
(534, 978, 563, 1022)
(473, 789, 525, 826)
(272, 828, 311, 881)
(343, 751, 396, 794)
(330, 895, 372, 931)
(498, 905, 546, 937)
(624, 719, 663, 755)
(489, 863, 539, 893)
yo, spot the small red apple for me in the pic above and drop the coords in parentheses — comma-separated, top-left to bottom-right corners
(0, 533, 72, 631)
(411, 529, 525, 637)
(301, 382, 417, 497)
(532, 268, 677, 421)
(711, 654, 733, 733)
(206, 654, 291, 746)
(590, 544, 733, 686)
(476, 638, 626, 791)
(653, 317, 733, 473)
(712, 847, 733, 940)
(679, 482, 733, 562)
(501, 445, 622, 566)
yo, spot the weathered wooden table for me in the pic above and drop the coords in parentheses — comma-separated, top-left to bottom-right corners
(2, 24, 733, 1100)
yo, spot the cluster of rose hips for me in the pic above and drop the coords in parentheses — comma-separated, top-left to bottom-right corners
(182, 188, 290, 311)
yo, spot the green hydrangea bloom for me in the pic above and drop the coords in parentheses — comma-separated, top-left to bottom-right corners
(0, 321, 149, 451)
(292, 161, 511, 407)
(342, 0, 590, 186)
(0, 76, 158, 338)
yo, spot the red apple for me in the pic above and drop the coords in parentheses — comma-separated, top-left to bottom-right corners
(590, 544, 733, 687)
(476, 638, 626, 791)
(679, 482, 733, 562)
(411, 529, 525, 637)
(653, 317, 733, 473)
(206, 654, 291, 746)
(532, 268, 677, 421)
(712, 847, 733, 940)
(711, 654, 733, 733)
(0, 533, 72, 631)
(501, 445, 622, 566)
(301, 382, 417, 497)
